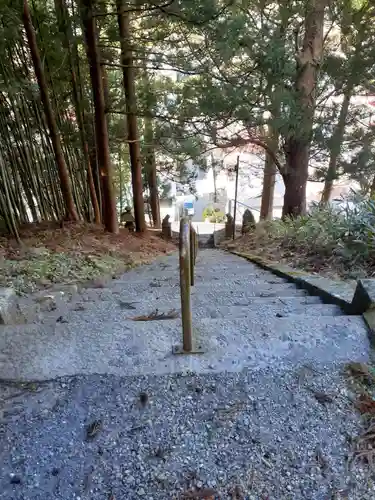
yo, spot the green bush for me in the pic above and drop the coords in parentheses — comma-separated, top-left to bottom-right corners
(203, 206, 225, 223)
(202, 206, 214, 220)
(209, 211, 225, 223)
(264, 193, 375, 267)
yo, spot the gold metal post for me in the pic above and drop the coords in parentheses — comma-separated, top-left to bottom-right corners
(173, 217, 203, 355)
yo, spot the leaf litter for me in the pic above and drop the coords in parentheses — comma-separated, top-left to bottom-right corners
(0, 222, 176, 294)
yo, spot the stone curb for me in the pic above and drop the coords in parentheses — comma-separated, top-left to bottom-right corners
(230, 249, 375, 340)
(229, 251, 358, 314)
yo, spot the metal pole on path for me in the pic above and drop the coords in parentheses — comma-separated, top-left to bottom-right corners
(173, 217, 203, 355)
(233, 155, 240, 240)
(179, 217, 193, 352)
(190, 222, 195, 286)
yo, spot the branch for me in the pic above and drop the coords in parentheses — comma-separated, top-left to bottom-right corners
(215, 135, 286, 176)
(154, 0, 236, 26)
(92, 0, 175, 17)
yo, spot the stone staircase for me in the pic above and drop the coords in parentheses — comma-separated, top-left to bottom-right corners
(1, 249, 374, 500)
(0, 249, 370, 381)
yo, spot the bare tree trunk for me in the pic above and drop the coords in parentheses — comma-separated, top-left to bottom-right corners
(117, 0, 146, 232)
(23, 0, 78, 221)
(260, 154, 276, 220)
(142, 64, 160, 228)
(370, 174, 375, 198)
(282, 0, 326, 217)
(320, 90, 352, 203)
(54, 0, 101, 224)
(144, 117, 160, 228)
(260, 125, 278, 220)
(80, 0, 118, 233)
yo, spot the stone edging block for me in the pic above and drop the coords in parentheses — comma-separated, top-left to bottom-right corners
(0, 288, 19, 325)
(229, 251, 365, 317)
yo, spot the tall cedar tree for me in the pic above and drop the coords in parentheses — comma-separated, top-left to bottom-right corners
(320, 5, 368, 203)
(117, 0, 146, 232)
(54, 0, 101, 223)
(22, 0, 79, 221)
(144, 115, 161, 227)
(260, 125, 278, 219)
(142, 67, 160, 228)
(282, 0, 326, 217)
(80, 0, 118, 233)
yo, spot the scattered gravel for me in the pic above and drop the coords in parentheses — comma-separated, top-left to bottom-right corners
(0, 364, 373, 500)
(0, 251, 370, 380)
(0, 249, 373, 499)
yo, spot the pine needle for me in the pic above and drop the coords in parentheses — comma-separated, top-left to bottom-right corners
(130, 308, 179, 321)
(351, 420, 375, 468)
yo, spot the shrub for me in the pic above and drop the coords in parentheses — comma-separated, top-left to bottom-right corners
(202, 206, 214, 220)
(203, 206, 225, 223)
(209, 211, 225, 223)
(245, 193, 375, 276)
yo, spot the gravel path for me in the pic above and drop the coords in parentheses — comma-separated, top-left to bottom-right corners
(0, 365, 372, 500)
(0, 251, 370, 380)
(0, 250, 373, 499)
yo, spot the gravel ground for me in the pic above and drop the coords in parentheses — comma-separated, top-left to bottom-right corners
(0, 363, 373, 500)
(0, 250, 373, 499)
(0, 251, 370, 380)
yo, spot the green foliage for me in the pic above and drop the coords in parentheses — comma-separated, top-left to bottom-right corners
(263, 194, 375, 276)
(0, 250, 125, 294)
(202, 206, 225, 223)
(1, 0, 375, 234)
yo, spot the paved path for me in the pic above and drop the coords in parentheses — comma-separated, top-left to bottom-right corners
(0, 250, 369, 381)
(0, 250, 373, 500)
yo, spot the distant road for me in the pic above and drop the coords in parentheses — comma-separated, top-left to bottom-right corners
(171, 221, 225, 235)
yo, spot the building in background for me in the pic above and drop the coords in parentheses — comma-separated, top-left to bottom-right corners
(157, 145, 359, 224)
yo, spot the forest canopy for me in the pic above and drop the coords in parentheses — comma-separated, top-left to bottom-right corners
(0, 0, 374, 237)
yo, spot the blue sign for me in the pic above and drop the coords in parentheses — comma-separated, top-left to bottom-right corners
(184, 201, 194, 209)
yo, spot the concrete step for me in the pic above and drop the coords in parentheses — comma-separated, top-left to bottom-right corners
(33, 299, 344, 327)
(116, 268, 288, 282)
(0, 314, 368, 380)
(106, 281, 309, 300)
(110, 287, 321, 307)
(72, 282, 320, 312)
(196, 302, 344, 319)
(112, 275, 288, 287)
(27, 294, 329, 327)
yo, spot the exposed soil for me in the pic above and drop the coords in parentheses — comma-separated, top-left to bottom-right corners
(0, 222, 176, 294)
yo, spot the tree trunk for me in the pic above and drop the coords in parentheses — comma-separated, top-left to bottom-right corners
(282, 144, 309, 217)
(370, 174, 375, 198)
(260, 126, 278, 220)
(282, 0, 326, 217)
(23, 0, 78, 221)
(320, 89, 352, 204)
(80, 0, 118, 233)
(260, 153, 277, 220)
(144, 118, 160, 228)
(54, 0, 101, 224)
(117, 0, 146, 232)
(142, 65, 160, 228)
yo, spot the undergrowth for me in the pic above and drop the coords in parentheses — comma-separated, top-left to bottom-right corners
(0, 222, 176, 294)
(226, 194, 375, 280)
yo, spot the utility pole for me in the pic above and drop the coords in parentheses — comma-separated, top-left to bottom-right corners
(233, 155, 240, 240)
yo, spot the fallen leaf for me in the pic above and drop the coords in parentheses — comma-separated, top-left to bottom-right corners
(355, 394, 375, 415)
(56, 316, 68, 323)
(346, 362, 375, 385)
(311, 391, 334, 405)
(85, 420, 102, 440)
(139, 392, 149, 406)
(117, 300, 137, 310)
(130, 309, 179, 321)
(180, 488, 217, 499)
